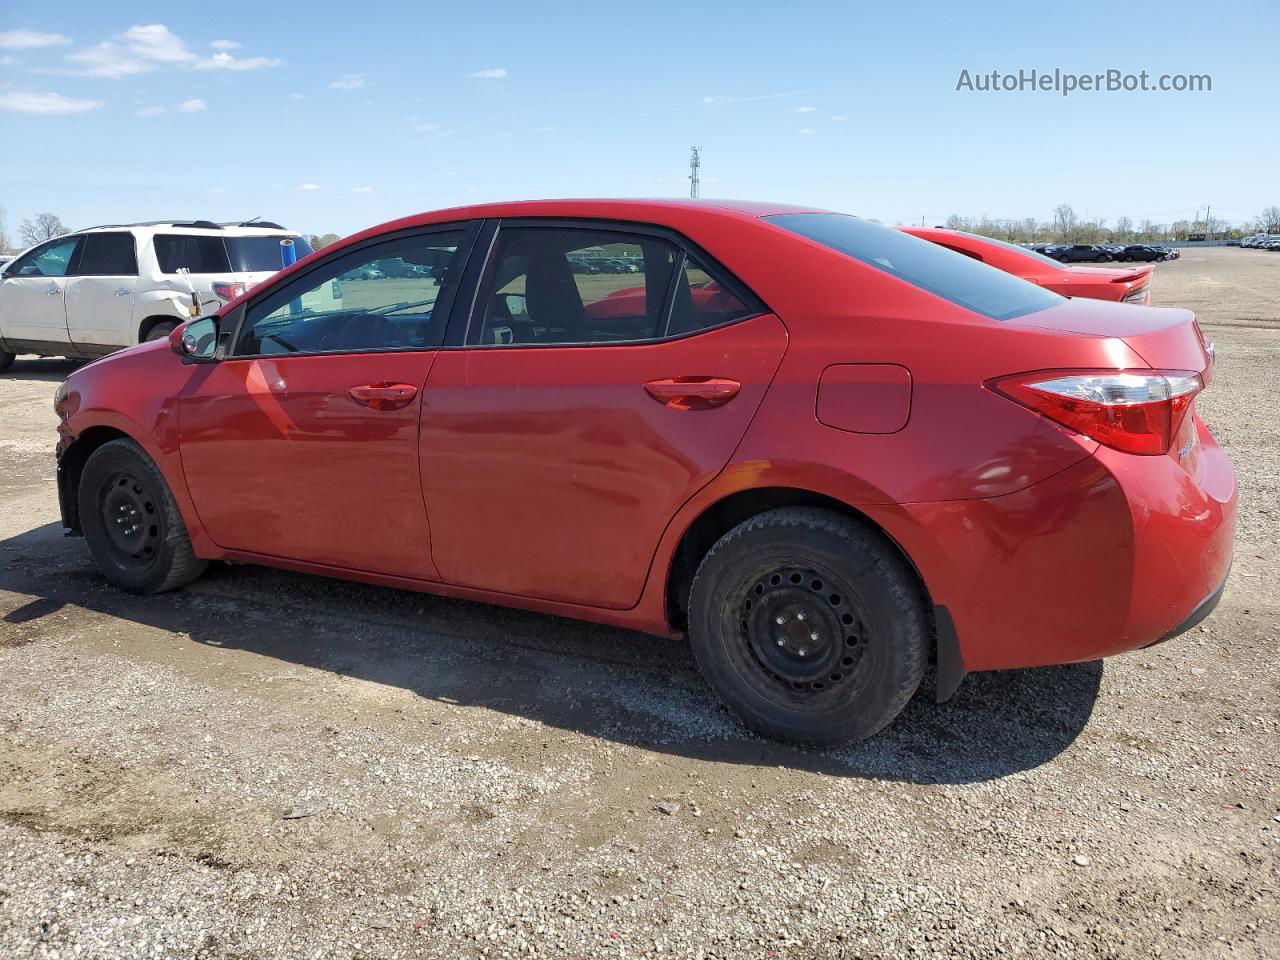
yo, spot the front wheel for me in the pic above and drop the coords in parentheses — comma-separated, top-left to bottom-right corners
(0, 350, 14, 373)
(78, 438, 207, 593)
(143, 321, 177, 342)
(687, 508, 928, 745)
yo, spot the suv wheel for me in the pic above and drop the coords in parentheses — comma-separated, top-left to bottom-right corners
(0, 350, 14, 373)
(687, 507, 927, 745)
(143, 321, 178, 342)
(78, 438, 207, 593)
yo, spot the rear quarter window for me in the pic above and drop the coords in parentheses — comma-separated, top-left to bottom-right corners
(153, 235, 231, 274)
(767, 213, 1062, 321)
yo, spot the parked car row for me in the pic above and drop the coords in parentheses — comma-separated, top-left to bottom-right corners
(1241, 234, 1280, 249)
(47, 199, 1233, 746)
(0, 220, 312, 369)
(1026, 242, 1180, 263)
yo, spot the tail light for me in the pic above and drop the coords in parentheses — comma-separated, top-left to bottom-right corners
(1122, 285, 1150, 305)
(212, 281, 247, 302)
(989, 369, 1203, 455)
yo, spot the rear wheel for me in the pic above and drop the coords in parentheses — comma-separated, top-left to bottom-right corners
(78, 438, 206, 593)
(0, 350, 14, 373)
(687, 507, 927, 745)
(143, 321, 177, 342)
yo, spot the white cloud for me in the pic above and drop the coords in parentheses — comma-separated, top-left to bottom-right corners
(179, 97, 206, 112)
(123, 24, 193, 63)
(412, 121, 436, 132)
(135, 105, 165, 117)
(0, 90, 103, 114)
(352, 186, 373, 193)
(329, 73, 367, 90)
(831, 115, 848, 121)
(67, 42, 156, 78)
(196, 50, 281, 71)
(297, 183, 321, 191)
(468, 67, 507, 79)
(796, 106, 816, 113)
(702, 92, 799, 106)
(0, 30, 72, 49)
(535, 125, 558, 132)
(798, 127, 814, 135)
(65, 24, 280, 77)
(289, 93, 305, 100)
(209, 39, 241, 50)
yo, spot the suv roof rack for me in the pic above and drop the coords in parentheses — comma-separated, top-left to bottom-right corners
(78, 219, 226, 231)
(220, 220, 286, 230)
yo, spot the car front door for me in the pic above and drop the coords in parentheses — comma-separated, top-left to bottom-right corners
(419, 221, 788, 609)
(0, 235, 82, 346)
(64, 232, 140, 349)
(176, 225, 478, 578)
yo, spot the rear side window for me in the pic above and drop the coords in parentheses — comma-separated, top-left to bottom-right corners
(767, 213, 1062, 321)
(77, 232, 138, 276)
(225, 235, 315, 272)
(473, 227, 682, 345)
(154, 234, 230, 274)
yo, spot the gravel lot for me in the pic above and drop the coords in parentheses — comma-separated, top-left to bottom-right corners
(1, 247, 1277, 959)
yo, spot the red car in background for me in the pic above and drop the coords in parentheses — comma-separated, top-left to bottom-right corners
(53, 200, 1233, 745)
(902, 227, 1154, 305)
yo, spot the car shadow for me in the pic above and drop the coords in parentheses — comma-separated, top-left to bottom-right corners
(2, 357, 85, 383)
(0, 521, 1102, 785)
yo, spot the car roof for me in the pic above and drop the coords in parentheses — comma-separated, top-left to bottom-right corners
(74, 222, 299, 238)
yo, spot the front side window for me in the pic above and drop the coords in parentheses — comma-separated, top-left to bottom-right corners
(234, 231, 468, 357)
(767, 213, 1062, 322)
(77, 232, 138, 276)
(9, 236, 81, 278)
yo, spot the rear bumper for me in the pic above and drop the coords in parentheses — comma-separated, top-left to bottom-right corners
(891, 416, 1236, 673)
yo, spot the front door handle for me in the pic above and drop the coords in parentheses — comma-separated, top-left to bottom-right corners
(44, 284, 60, 296)
(114, 288, 131, 297)
(644, 377, 741, 409)
(348, 382, 419, 411)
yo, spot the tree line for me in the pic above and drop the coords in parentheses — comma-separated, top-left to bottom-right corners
(936, 204, 1280, 244)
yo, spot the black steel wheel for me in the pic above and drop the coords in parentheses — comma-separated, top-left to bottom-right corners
(688, 507, 928, 745)
(79, 438, 207, 593)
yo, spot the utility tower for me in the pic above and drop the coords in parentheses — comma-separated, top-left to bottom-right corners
(689, 146, 702, 199)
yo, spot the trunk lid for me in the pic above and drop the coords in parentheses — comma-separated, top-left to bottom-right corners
(1011, 298, 1212, 374)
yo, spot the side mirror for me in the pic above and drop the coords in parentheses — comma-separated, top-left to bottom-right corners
(170, 316, 219, 362)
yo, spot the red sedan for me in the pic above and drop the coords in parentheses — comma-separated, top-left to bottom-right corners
(53, 200, 1234, 744)
(902, 227, 1155, 305)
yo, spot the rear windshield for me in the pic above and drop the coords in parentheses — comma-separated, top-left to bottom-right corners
(955, 231, 1066, 269)
(766, 213, 1062, 321)
(153, 234, 313, 274)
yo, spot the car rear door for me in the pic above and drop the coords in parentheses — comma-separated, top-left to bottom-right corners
(176, 224, 479, 579)
(419, 220, 788, 609)
(0, 235, 81, 347)
(64, 232, 140, 349)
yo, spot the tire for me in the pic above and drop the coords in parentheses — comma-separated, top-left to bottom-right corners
(143, 321, 177, 342)
(687, 507, 928, 745)
(78, 438, 207, 594)
(0, 350, 14, 373)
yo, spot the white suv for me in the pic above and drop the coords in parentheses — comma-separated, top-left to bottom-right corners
(0, 220, 312, 371)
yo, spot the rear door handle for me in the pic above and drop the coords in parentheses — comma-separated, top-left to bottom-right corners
(644, 377, 741, 409)
(44, 284, 60, 296)
(348, 382, 419, 411)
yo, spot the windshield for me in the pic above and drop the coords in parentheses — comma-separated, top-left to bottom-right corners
(225, 235, 315, 272)
(767, 214, 1062, 321)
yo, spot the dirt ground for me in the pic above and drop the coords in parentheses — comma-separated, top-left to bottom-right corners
(1, 247, 1277, 959)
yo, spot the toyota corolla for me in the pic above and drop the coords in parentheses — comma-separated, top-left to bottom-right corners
(53, 199, 1235, 745)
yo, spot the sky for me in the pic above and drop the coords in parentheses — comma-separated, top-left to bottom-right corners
(1, 0, 1277, 241)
